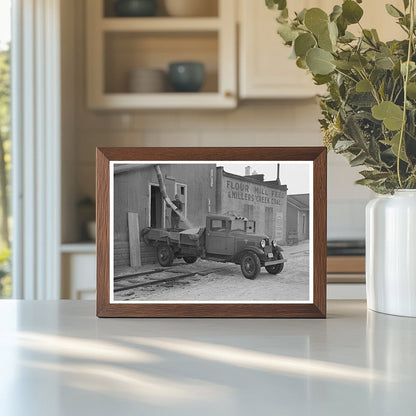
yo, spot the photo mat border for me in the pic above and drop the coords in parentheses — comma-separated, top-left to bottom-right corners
(97, 147, 327, 318)
(109, 160, 314, 304)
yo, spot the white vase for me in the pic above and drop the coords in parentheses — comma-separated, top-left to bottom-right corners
(366, 190, 416, 317)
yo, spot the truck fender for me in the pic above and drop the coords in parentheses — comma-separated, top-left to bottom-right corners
(141, 227, 151, 245)
(233, 246, 265, 264)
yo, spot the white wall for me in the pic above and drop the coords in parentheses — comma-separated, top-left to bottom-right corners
(61, 0, 374, 243)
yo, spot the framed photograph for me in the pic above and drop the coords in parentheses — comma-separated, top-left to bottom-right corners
(96, 147, 327, 318)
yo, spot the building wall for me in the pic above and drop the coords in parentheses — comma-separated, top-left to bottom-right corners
(287, 205, 309, 242)
(114, 163, 216, 242)
(217, 168, 287, 243)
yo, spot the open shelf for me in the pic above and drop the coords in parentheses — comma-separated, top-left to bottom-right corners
(104, 31, 218, 94)
(101, 17, 221, 32)
(103, 0, 219, 18)
(87, 0, 236, 109)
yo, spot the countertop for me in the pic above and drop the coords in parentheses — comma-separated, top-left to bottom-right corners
(0, 300, 415, 415)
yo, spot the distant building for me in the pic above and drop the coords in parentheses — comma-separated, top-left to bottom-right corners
(216, 166, 288, 243)
(287, 194, 310, 243)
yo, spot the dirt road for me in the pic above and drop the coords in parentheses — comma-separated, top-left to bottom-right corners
(115, 241, 310, 302)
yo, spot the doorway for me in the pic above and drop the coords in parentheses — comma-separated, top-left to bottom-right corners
(150, 185, 163, 228)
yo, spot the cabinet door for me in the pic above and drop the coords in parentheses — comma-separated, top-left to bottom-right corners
(239, 0, 326, 99)
(239, 0, 405, 99)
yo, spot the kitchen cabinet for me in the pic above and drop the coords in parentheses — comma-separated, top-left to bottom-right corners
(86, 0, 237, 109)
(61, 244, 96, 300)
(238, 0, 325, 99)
(238, 0, 404, 99)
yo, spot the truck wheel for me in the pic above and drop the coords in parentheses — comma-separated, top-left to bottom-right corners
(240, 252, 261, 280)
(266, 252, 284, 275)
(183, 256, 197, 264)
(157, 244, 174, 267)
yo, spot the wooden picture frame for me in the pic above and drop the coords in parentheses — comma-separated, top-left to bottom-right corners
(96, 147, 327, 318)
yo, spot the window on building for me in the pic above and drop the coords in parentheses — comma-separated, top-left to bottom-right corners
(150, 185, 163, 228)
(175, 183, 187, 217)
(243, 204, 253, 220)
(0, 0, 11, 298)
(265, 207, 273, 235)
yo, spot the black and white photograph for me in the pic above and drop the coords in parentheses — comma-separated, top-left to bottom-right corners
(110, 161, 313, 303)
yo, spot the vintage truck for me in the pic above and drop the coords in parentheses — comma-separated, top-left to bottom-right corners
(141, 214, 286, 280)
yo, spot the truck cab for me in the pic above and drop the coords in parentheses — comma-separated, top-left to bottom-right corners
(204, 214, 285, 279)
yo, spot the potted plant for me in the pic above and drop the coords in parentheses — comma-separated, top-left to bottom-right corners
(266, 0, 416, 316)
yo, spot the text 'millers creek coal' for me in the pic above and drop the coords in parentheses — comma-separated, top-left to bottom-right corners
(96, 147, 327, 318)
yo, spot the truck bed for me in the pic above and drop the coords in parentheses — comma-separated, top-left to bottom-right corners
(143, 227, 205, 247)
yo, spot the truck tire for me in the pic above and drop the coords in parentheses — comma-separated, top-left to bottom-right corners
(266, 251, 284, 275)
(240, 252, 261, 280)
(183, 256, 197, 264)
(157, 244, 174, 267)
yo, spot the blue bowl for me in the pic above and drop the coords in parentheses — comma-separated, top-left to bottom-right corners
(114, 0, 157, 17)
(168, 62, 205, 93)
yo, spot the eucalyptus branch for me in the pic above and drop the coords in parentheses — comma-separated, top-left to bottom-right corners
(397, 0, 415, 188)
(334, 68, 358, 84)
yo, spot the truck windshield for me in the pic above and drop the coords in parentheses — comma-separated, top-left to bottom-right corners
(210, 219, 230, 231)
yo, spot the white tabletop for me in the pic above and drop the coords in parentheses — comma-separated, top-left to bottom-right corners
(0, 300, 415, 416)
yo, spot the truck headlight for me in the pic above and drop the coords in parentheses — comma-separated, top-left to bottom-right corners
(260, 239, 266, 248)
(272, 239, 278, 247)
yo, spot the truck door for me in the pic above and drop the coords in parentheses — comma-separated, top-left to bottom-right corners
(205, 219, 234, 256)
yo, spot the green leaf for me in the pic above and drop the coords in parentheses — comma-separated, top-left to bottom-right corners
(342, 0, 364, 24)
(356, 79, 372, 92)
(296, 8, 307, 23)
(372, 101, 404, 131)
(304, 8, 329, 35)
(333, 60, 353, 70)
(277, 23, 298, 43)
(336, 15, 348, 36)
(334, 140, 355, 151)
(350, 152, 368, 167)
(350, 54, 368, 70)
(385, 4, 404, 18)
(371, 29, 380, 42)
(375, 55, 395, 70)
(266, 0, 287, 11)
(381, 132, 408, 162)
(313, 74, 332, 85)
(306, 48, 335, 75)
(407, 82, 416, 99)
(294, 33, 316, 58)
(318, 27, 334, 52)
(339, 31, 356, 43)
(330, 5, 342, 22)
(296, 57, 308, 69)
(360, 170, 391, 181)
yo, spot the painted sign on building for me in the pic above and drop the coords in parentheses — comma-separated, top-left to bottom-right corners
(216, 168, 288, 243)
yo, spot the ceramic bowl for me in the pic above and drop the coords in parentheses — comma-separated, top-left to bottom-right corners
(114, 0, 158, 17)
(164, 0, 217, 17)
(168, 62, 205, 92)
(128, 68, 167, 93)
